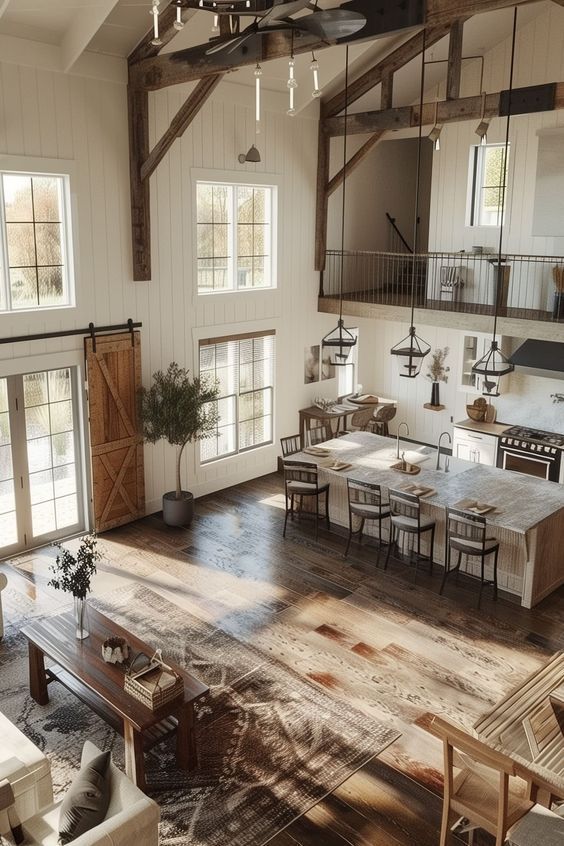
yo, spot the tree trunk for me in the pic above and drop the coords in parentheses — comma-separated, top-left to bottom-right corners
(176, 442, 187, 499)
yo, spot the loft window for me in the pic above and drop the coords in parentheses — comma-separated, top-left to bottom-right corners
(199, 331, 275, 462)
(0, 172, 74, 311)
(196, 181, 275, 293)
(468, 144, 509, 227)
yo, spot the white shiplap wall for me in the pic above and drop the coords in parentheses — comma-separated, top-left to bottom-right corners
(0, 62, 339, 517)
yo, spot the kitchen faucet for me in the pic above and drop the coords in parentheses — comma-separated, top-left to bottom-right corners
(436, 431, 452, 471)
(396, 422, 409, 459)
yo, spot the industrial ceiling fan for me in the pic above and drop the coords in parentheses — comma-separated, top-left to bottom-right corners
(197, 0, 367, 56)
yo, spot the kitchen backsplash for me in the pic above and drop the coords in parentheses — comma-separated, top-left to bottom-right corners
(496, 372, 564, 433)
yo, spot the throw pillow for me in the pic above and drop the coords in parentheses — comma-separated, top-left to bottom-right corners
(58, 750, 111, 844)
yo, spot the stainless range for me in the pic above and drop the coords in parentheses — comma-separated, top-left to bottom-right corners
(497, 425, 564, 482)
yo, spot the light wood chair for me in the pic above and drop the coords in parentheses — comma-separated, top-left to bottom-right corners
(431, 714, 534, 846)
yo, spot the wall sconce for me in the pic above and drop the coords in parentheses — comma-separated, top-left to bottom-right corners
(429, 103, 442, 151)
(238, 145, 261, 163)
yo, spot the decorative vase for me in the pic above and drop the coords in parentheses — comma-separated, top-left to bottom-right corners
(73, 596, 89, 640)
(430, 381, 440, 407)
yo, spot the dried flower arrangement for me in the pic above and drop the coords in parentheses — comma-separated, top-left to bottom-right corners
(426, 347, 450, 383)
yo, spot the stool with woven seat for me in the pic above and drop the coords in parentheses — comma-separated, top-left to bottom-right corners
(440, 507, 499, 607)
(283, 460, 330, 540)
(345, 478, 390, 559)
(384, 488, 436, 580)
(371, 404, 396, 436)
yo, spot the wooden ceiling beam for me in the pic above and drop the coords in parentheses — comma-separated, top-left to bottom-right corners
(128, 88, 151, 281)
(324, 81, 564, 136)
(140, 74, 224, 181)
(446, 19, 464, 99)
(381, 73, 394, 110)
(327, 131, 385, 196)
(321, 24, 453, 119)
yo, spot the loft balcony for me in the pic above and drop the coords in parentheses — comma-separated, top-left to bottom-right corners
(318, 249, 564, 336)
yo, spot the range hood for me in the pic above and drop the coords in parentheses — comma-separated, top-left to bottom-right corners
(509, 340, 564, 379)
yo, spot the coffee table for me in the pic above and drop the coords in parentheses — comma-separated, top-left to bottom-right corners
(22, 607, 209, 792)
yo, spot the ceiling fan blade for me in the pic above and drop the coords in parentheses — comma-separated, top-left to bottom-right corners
(257, 0, 310, 27)
(295, 9, 366, 40)
(205, 34, 248, 55)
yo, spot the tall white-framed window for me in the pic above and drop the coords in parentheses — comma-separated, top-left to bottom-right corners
(196, 180, 276, 294)
(0, 171, 75, 312)
(199, 331, 275, 462)
(468, 144, 510, 227)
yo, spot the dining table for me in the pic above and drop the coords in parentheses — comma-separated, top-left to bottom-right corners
(474, 651, 564, 800)
(298, 394, 396, 448)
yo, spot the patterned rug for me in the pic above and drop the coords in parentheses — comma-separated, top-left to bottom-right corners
(0, 584, 399, 846)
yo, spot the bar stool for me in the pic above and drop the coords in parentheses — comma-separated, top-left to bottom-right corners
(283, 460, 330, 540)
(345, 479, 390, 558)
(440, 507, 499, 607)
(384, 488, 436, 579)
(280, 434, 301, 457)
(308, 424, 332, 446)
(371, 404, 396, 436)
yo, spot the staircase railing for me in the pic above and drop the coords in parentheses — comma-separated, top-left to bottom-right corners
(385, 212, 413, 254)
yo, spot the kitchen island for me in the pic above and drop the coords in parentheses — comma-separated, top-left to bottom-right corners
(295, 432, 564, 608)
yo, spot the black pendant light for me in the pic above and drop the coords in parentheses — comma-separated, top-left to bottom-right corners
(471, 8, 517, 397)
(322, 45, 358, 366)
(390, 29, 430, 378)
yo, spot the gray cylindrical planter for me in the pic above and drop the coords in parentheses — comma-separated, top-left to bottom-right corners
(163, 491, 194, 527)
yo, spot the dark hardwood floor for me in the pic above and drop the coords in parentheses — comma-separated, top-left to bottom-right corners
(4, 471, 564, 846)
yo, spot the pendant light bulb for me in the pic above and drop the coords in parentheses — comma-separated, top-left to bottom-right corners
(173, 4, 184, 30)
(254, 63, 262, 132)
(310, 53, 321, 98)
(287, 56, 297, 116)
(150, 0, 162, 46)
(211, 13, 219, 32)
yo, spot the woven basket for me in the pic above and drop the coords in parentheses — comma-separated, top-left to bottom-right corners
(124, 658, 183, 710)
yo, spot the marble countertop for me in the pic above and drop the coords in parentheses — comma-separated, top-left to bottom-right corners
(298, 432, 564, 535)
(454, 419, 511, 437)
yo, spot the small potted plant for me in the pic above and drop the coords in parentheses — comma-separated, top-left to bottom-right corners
(138, 362, 220, 527)
(426, 346, 450, 407)
(48, 534, 101, 639)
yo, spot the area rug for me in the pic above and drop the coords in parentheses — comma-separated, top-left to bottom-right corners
(0, 584, 399, 845)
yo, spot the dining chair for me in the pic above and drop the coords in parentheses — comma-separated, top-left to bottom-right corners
(384, 488, 435, 580)
(282, 460, 330, 540)
(430, 714, 534, 846)
(280, 434, 301, 458)
(308, 424, 332, 447)
(507, 802, 564, 845)
(371, 404, 396, 436)
(440, 507, 499, 607)
(345, 479, 390, 558)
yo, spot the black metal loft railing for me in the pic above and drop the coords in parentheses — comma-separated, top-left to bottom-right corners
(321, 250, 564, 324)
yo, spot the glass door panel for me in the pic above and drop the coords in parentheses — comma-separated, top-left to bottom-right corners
(0, 378, 18, 550)
(23, 368, 81, 541)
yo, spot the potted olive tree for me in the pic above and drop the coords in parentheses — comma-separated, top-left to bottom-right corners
(139, 362, 220, 527)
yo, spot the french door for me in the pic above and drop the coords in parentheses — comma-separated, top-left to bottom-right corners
(0, 366, 84, 556)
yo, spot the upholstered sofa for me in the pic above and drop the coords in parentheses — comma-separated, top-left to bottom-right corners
(0, 710, 54, 837)
(23, 741, 160, 845)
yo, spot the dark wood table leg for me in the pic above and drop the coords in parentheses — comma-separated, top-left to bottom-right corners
(299, 411, 307, 449)
(124, 721, 146, 792)
(28, 642, 48, 705)
(176, 702, 197, 771)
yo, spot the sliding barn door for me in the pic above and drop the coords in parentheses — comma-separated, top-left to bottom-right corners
(85, 331, 145, 532)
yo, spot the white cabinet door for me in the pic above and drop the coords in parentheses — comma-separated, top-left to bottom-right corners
(453, 427, 498, 466)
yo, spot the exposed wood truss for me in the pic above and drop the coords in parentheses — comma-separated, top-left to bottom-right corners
(446, 19, 464, 100)
(327, 132, 385, 196)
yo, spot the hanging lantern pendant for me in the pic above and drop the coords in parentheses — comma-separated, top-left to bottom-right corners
(390, 325, 431, 378)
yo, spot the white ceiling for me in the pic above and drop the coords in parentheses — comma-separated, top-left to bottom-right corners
(0, 0, 551, 102)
